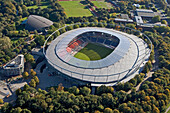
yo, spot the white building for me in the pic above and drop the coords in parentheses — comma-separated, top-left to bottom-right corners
(2, 54, 24, 76)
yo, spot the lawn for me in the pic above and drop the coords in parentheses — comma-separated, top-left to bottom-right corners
(74, 43, 113, 61)
(91, 1, 112, 8)
(27, 1, 50, 9)
(20, 17, 27, 21)
(59, 1, 92, 17)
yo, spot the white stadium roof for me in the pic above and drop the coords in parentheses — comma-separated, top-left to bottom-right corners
(45, 27, 150, 86)
(56, 28, 130, 68)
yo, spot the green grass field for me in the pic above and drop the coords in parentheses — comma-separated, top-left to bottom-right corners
(27, 1, 50, 9)
(59, 1, 92, 17)
(74, 43, 113, 61)
(92, 1, 112, 8)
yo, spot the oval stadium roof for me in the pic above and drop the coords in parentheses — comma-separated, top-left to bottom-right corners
(55, 28, 130, 69)
(46, 27, 150, 85)
(25, 15, 53, 31)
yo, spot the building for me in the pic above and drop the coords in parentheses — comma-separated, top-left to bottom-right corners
(135, 16, 166, 28)
(2, 54, 24, 76)
(115, 14, 134, 23)
(25, 15, 53, 32)
(45, 27, 151, 86)
(31, 47, 43, 56)
(135, 16, 144, 24)
(137, 23, 167, 28)
(133, 4, 140, 8)
(135, 9, 156, 19)
(109, 0, 119, 7)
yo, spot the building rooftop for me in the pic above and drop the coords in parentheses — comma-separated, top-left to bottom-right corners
(45, 27, 150, 84)
(115, 14, 133, 23)
(137, 23, 167, 28)
(55, 28, 130, 69)
(136, 9, 156, 18)
(120, 14, 129, 19)
(25, 15, 53, 31)
(3, 54, 24, 69)
(135, 16, 144, 23)
(115, 18, 134, 23)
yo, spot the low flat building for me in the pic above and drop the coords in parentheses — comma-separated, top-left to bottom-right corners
(115, 18, 134, 23)
(2, 54, 24, 76)
(137, 23, 166, 28)
(115, 14, 134, 23)
(120, 14, 129, 19)
(135, 9, 156, 18)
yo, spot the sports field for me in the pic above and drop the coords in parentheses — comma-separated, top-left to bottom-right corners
(59, 1, 92, 17)
(74, 43, 113, 61)
(92, 1, 112, 8)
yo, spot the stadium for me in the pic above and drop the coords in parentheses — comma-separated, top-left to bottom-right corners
(44, 26, 151, 86)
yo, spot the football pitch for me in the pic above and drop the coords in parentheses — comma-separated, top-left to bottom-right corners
(59, 1, 92, 17)
(74, 43, 113, 61)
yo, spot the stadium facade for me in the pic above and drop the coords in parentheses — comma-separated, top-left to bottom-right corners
(45, 27, 151, 86)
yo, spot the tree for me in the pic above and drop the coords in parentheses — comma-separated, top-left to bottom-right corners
(0, 36, 11, 50)
(143, 64, 149, 73)
(104, 108, 113, 113)
(97, 85, 114, 95)
(33, 76, 39, 84)
(23, 72, 29, 79)
(161, 20, 168, 25)
(97, 104, 104, 111)
(10, 107, 22, 113)
(152, 105, 160, 113)
(0, 99, 3, 104)
(41, 100, 48, 110)
(21, 109, 31, 113)
(35, 35, 45, 46)
(66, 26, 73, 30)
(30, 69, 36, 76)
(68, 86, 79, 95)
(73, 24, 79, 29)
(113, 109, 120, 113)
(126, 23, 136, 29)
(140, 84, 149, 90)
(59, 28, 66, 34)
(23, 84, 30, 91)
(80, 86, 91, 96)
(25, 54, 35, 63)
(16, 88, 22, 96)
(30, 79, 36, 87)
(57, 83, 64, 91)
(152, 16, 161, 23)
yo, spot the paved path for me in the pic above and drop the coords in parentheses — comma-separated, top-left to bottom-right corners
(165, 106, 170, 113)
(128, 49, 159, 94)
(127, 71, 154, 94)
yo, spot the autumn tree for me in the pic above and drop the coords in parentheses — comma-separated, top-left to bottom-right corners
(23, 72, 29, 79)
(30, 79, 36, 87)
(30, 69, 36, 77)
